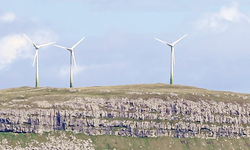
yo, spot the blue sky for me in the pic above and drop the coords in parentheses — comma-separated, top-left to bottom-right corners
(1, 0, 250, 93)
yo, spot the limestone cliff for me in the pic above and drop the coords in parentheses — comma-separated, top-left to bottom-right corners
(0, 84, 250, 139)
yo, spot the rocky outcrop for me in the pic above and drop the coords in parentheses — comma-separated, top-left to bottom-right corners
(1, 94, 250, 139)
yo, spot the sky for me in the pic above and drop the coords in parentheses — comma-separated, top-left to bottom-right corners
(1, 0, 250, 93)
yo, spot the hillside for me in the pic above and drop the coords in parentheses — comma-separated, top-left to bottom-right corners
(1, 83, 250, 149)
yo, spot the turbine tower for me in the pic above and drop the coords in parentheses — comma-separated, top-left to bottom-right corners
(23, 34, 55, 87)
(154, 34, 187, 85)
(54, 37, 85, 88)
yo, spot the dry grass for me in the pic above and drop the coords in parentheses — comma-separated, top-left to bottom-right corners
(0, 83, 250, 109)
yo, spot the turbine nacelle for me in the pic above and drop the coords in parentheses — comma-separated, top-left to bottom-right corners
(154, 34, 187, 47)
(23, 34, 56, 67)
(33, 44, 39, 50)
(23, 34, 55, 50)
(167, 44, 174, 47)
(67, 48, 73, 51)
(154, 34, 187, 64)
(54, 36, 85, 52)
(54, 37, 85, 69)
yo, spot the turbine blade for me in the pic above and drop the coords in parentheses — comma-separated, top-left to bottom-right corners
(72, 37, 85, 49)
(72, 51, 77, 68)
(23, 34, 38, 48)
(172, 34, 187, 45)
(54, 44, 68, 50)
(37, 42, 56, 48)
(32, 50, 38, 66)
(154, 38, 172, 46)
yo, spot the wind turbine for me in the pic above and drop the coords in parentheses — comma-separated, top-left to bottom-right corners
(54, 37, 85, 88)
(154, 34, 187, 85)
(23, 34, 56, 87)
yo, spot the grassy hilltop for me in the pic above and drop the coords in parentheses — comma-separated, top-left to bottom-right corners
(1, 83, 249, 108)
(1, 83, 250, 149)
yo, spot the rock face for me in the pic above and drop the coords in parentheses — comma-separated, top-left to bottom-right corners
(1, 95, 250, 139)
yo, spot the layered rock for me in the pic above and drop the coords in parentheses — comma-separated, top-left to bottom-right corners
(1, 95, 250, 139)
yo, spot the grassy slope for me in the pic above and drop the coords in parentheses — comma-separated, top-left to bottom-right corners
(1, 131, 250, 149)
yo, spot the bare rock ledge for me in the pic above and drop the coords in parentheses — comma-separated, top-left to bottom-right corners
(1, 96, 250, 139)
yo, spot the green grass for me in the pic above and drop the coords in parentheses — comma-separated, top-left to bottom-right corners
(0, 132, 38, 148)
(1, 131, 250, 149)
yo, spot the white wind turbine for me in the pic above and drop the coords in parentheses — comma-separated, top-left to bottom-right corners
(154, 34, 187, 85)
(54, 37, 85, 88)
(23, 34, 56, 87)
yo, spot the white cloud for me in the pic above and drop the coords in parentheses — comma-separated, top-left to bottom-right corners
(219, 4, 250, 22)
(0, 12, 15, 23)
(0, 34, 33, 69)
(0, 31, 58, 70)
(195, 3, 250, 32)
